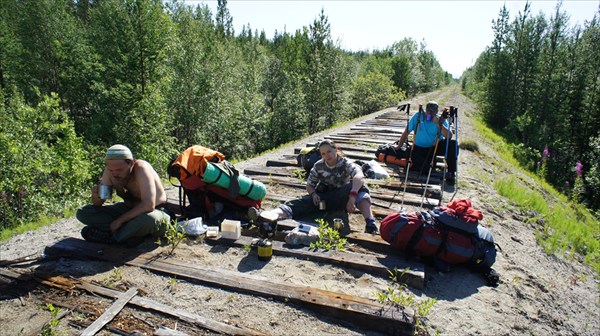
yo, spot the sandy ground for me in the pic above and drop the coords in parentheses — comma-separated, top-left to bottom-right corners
(0, 87, 598, 336)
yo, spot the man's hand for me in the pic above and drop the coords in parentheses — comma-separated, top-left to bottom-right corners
(441, 108, 449, 120)
(91, 184, 99, 198)
(110, 218, 124, 233)
(91, 181, 104, 206)
(311, 193, 320, 206)
(346, 196, 356, 212)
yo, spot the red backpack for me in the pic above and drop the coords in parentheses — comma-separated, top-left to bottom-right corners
(380, 210, 443, 257)
(380, 200, 497, 272)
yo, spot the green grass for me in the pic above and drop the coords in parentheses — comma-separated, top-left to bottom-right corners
(495, 177, 599, 273)
(0, 208, 77, 242)
(474, 117, 599, 274)
(459, 139, 479, 153)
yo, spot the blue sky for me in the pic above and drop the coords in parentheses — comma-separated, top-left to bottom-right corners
(191, 1, 599, 78)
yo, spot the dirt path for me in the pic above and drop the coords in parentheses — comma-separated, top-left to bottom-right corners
(1, 87, 598, 336)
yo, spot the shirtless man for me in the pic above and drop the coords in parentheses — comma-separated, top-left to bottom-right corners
(76, 144, 170, 245)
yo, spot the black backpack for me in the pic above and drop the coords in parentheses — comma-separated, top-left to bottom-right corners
(297, 146, 320, 172)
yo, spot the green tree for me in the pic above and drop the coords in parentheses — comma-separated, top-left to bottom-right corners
(483, 4, 514, 129)
(167, 2, 215, 148)
(0, 88, 90, 229)
(350, 71, 405, 117)
(87, 0, 175, 169)
(463, 2, 600, 214)
(305, 10, 349, 131)
(388, 38, 422, 96)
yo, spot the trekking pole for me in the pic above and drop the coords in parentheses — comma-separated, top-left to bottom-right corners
(386, 103, 411, 208)
(396, 104, 423, 210)
(454, 107, 459, 183)
(450, 107, 459, 201)
(439, 107, 452, 205)
(420, 120, 443, 209)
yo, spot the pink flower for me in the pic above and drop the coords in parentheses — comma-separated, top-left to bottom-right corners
(542, 146, 549, 161)
(575, 161, 583, 177)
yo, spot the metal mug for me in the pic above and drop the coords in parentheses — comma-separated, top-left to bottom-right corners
(99, 184, 113, 200)
(333, 218, 343, 230)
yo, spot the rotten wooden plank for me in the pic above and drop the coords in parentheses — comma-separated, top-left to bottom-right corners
(44, 238, 416, 336)
(70, 320, 141, 336)
(202, 234, 425, 289)
(0, 268, 264, 336)
(326, 134, 399, 145)
(243, 165, 442, 188)
(348, 126, 404, 135)
(328, 133, 399, 143)
(251, 174, 440, 194)
(265, 159, 299, 167)
(155, 327, 190, 336)
(81, 287, 138, 336)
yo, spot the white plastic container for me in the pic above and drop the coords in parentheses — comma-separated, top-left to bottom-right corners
(220, 219, 241, 240)
(206, 226, 219, 238)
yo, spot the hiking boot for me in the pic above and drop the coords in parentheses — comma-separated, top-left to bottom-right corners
(81, 226, 116, 244)
(364, 219, 379, 235)
(247, 207, 260, 221)
(483, 268, 500, 287)
(445, 172, 456, 185)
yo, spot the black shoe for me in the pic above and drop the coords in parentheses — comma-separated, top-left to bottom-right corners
(364, 220, 379, 235)
(483, 268, 500, 287)
(81, 226, 116, 244)
(445, 172, 456, 185)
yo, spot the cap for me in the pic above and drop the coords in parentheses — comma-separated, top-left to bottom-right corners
(105, 144, 133, 160)
(426, 101, 439, 114)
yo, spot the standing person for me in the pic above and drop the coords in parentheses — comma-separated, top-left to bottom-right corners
(395, 101, 457, 183)
(263, 139, 379, 235)
(76, 144, 170, 245)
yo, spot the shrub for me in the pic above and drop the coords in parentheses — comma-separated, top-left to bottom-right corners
(0, 89, 91, 230)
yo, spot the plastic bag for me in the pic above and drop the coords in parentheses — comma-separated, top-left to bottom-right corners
(285, 224, 319, 246)
(367, 160, 389, 179)
(176, 217, 208, 236)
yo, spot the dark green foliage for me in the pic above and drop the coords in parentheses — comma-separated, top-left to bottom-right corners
(463, 2, 600, 214)
(1, 0, 448, 228)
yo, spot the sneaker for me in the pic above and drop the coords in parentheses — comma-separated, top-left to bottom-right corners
(364, 219, 379, 235)
(81, 226, 116, 244)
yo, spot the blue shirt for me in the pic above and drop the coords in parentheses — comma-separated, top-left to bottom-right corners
(407, 112, 449, 147)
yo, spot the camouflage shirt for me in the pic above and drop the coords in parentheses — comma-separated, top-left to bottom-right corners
(307, 157, 360, 189)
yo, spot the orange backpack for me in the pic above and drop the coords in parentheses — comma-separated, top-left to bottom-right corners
(167, 145, 260, 221)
